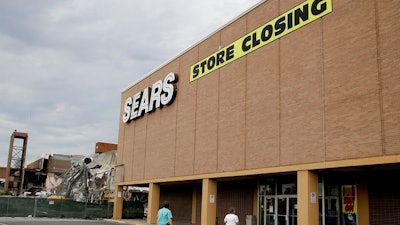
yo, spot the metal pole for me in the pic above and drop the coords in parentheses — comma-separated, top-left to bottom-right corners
(6, 196, 10, 216)
(33, 197, 37, 217)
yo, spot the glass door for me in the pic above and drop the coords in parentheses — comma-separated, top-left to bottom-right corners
(264, 195, 297, 225)
(325, 196, 339, 225)
(277, 197, 286, 225)
(264, 197, 275, 225)
(259, 176, 297, 225)
(288, 197, 297, 225)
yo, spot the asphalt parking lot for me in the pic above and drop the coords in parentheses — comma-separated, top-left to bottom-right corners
(0, 217, 188, 225)
(0, 217, 142, 225)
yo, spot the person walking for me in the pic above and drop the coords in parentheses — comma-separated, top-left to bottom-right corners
(224, 207, 240, 225)
(157, 200, 173, 225)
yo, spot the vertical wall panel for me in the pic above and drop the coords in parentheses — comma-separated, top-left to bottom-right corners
(117, 88, 136, 181)
(157, 61, 180, 178)
(117, 94, 128, 183)
(245, 1, 280, 169)
(194, 34, 220, 174)
(323, 0, 382, 160)
(132, 80, 151, 180)
(218, 16, 247, 172)
(377, 1, 400, 155)
(175, 48, 198, 176)
(279, 16, 325, 164)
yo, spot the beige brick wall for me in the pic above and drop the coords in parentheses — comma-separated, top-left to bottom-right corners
(118, 0, 400, 182)
(378, 1, 400, 155)
(175, 48, 197, 177)
(246, 1, 280, 169)
(324, 0, 382, 161)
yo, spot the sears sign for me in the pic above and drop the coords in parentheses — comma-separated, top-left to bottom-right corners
(122, 72, 177, 123)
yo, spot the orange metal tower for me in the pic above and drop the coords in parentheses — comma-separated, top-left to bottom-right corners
(4, 131, 28, 195)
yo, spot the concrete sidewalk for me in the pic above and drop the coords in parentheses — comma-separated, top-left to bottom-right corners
(104, 218, 191, 225)
(104, 219, 150, 224)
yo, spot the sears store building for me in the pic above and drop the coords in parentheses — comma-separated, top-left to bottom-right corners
(113, 0, 400, 225)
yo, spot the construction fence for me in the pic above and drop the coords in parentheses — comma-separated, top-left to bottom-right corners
(0, 196, 144, 219)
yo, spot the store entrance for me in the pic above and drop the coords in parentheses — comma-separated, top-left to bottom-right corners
(264, 195, 297, 225)
(259, 175, 297, 225)
(321, 196, 340, 225)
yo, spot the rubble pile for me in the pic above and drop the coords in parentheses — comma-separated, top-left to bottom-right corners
(50, 150, 116, 203)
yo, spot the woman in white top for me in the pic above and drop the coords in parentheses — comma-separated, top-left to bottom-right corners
(224, 207, 240, 225)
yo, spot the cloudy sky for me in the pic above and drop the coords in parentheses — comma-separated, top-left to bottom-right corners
(0, 0, 261, 166)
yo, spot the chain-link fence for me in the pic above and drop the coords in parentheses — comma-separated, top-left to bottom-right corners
(0, 196, 145, 219)
(0, 196, 114, 218)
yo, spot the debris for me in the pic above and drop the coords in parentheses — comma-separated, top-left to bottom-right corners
(49, 150, 117, 203)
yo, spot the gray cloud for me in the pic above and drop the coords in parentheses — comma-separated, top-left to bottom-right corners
(0, 0, 261, 165)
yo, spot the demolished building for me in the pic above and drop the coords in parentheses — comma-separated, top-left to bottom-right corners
(50, 150, 117, 203)
(24, 154, 85, 196)
(48, 150, 148, 218)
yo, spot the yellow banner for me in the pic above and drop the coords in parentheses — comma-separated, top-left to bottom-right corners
(190, 0, 332, 82)
(342, 185, 357, 214)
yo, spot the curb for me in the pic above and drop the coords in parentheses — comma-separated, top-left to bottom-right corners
(103, 219, 127, 224)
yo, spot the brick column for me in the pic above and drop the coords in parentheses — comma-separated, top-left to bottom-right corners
(201, 178, 217, 225)
(113, 185, 124, 219)
(148, 183, 160, 224)
(297, 170, 319, 225)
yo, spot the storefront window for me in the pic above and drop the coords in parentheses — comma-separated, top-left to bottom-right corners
(341, 185, 357, 225)
(319, 173, 357, 225)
